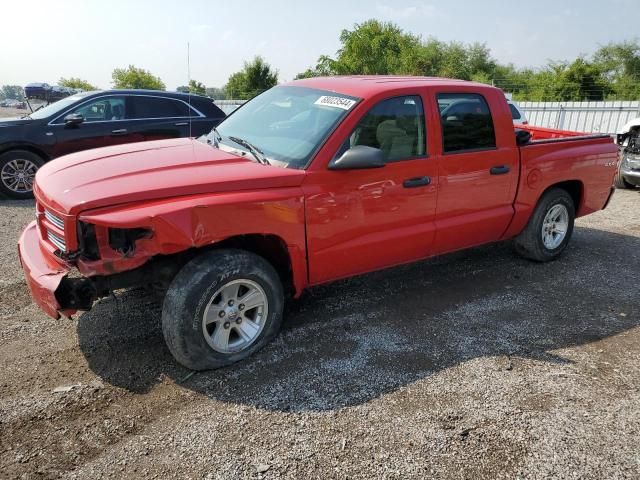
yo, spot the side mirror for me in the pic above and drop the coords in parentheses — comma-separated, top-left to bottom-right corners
(328, 145, 386, 170)
(64, 113, 84, 126)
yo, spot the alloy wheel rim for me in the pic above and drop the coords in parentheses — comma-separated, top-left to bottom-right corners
(1, 158, 38, 193)
(202, 279, 268, 354)
(541, 204, 569, 249)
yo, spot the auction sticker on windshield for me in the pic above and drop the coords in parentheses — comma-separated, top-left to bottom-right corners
(314, 96, 356, 110)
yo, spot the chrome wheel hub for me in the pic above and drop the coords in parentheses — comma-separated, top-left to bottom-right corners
(541, 204, 569, 249)
(202, 279, 268, 354)
(1, 158, 38, 193)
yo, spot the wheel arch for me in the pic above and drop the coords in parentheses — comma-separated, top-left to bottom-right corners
(208, 234, 297, 298)
(541, 179, 583, 212)
(0, 143, 50, 162)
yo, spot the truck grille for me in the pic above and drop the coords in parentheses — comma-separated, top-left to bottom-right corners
(47, 229, 67, 251)
(44, 209, 65, 230)
(38, 206, 68, 253)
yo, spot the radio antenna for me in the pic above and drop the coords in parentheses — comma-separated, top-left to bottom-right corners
(187, 42, 192, 138)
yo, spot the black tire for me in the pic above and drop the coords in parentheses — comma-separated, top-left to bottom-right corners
(0, 150, 45, 199)
(162, 249, 284, 370)
(514, 188, 575, 262)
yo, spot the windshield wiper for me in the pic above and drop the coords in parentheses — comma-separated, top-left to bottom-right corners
(228, 136, 270, 165)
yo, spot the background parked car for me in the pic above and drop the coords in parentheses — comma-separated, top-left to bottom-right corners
(507, 99, 528, 125)
(0, 89, 226, 198)
(615, 117, 640, 189)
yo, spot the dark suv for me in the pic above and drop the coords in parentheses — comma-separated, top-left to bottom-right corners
(0, 90, 226, 198)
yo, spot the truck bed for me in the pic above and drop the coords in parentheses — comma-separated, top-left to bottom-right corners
(516, 124, 612, 144)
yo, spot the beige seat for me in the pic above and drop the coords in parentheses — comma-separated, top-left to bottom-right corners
(376, 104, 418, 160)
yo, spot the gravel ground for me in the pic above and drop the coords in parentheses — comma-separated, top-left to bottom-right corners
(0, 107, 30, 119)
(1, 189, 639, 479)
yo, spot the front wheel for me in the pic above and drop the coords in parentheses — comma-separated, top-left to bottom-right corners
(162, 249, 284, 370)
(0, 150, 44, 199)
(514, 188, 575, 262)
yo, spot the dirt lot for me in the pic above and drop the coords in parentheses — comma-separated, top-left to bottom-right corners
(0, 106, 30, 119)
(1, 189, 639, 479)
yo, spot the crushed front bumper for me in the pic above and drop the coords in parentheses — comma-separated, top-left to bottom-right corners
(18, 221, 75, 319)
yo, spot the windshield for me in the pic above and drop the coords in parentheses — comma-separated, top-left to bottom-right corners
(209, 86, 359, 168)
(28, 94, 92, 120)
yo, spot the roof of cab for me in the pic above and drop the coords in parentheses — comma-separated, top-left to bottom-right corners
(286, 76, 498, 98)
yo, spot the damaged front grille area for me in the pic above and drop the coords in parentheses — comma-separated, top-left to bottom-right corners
(47, 229, 66, 252)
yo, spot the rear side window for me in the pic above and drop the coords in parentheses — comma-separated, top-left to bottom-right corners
(508, 103, 522, 120)
(337, 95, 426, 162)
(130, 96, 191, 119)
(192, 98, 225, 118)
(437, 93, 496, 153)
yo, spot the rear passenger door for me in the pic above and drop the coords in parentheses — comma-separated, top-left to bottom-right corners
(128, 95, 192, 141)
(432, 92, 519, 254)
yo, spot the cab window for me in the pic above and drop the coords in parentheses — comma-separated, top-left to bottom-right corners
(69, 96, 126, 122)
(337, 95, 426, 162)
(437, 93, 496, 153)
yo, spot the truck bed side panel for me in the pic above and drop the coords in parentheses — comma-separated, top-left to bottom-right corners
(502, 136, 618, 240)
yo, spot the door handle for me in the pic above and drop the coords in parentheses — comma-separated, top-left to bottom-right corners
(490, 165, 510, 175)
(174, 122, 189, 126)
(403, 176, 431, 188)
(111, 128, 128, 135)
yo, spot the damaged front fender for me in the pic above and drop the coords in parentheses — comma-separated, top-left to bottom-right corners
(75, 189, 309, 292)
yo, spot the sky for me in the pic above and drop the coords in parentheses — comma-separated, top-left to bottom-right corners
(1, 0, 638, 90)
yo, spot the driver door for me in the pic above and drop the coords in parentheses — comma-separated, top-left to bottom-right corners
(304, 94, 439, 284)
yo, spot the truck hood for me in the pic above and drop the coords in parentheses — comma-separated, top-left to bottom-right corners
(35, 138, 306, 215)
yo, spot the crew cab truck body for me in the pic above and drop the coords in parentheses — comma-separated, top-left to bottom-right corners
(18, 77, 618, 370)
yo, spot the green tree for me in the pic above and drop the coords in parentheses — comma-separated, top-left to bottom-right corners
(1, 85, 25, 100)
(297, 20, 423, 77)
(188, 80, 206, 95)
(58, 77, 98, 91)
(296, 21, 497, 80)
(111, 65, 166, 90)
(295, 19, 640, 101)
(205, 87, 226, 100)
(224, 56, 278, 100)
(594, 40, 640, 99)
(177, 80, 207, 95)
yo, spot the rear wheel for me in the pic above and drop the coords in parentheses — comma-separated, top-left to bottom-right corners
(162, 249, 284, 370)
(514, 188, 575, 262)
(0, 150, 44, 199)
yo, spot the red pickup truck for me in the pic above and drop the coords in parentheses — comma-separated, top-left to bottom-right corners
(18, 77, 618, 370)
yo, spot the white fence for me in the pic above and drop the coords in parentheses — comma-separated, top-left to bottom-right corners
(519, 101, 640, 134)
(215, 100, 246, 115)
(216, 99, 640, 135)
